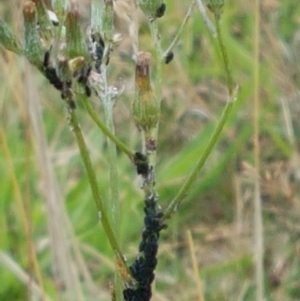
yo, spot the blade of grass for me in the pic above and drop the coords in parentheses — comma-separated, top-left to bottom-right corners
(187, 230, 205, 301)
(253, 0, 265, 299)
(25, 63, 85, 301)
(0, 252, 54, 301)
(0, 127, 47, 301)
(163, 93, 236, 220)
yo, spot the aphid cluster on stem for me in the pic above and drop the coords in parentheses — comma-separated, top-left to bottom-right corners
(42, 41, 97, 109)
(43, 50, 77, 109)
(89, 33, 106, 73)
(76, 65, 92, 97)
(133, 152, 150, 178)
(43, 50, 63, 91)
(24, 1, 110, 109)
(123, 193, 166, 301)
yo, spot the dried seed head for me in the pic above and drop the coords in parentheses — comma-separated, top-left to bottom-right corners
(133, 52, 159, 131)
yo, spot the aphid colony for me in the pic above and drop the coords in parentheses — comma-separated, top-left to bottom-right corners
(42, 34, 104, 109)
(123, 192, 166, 301)
(39, 6, 107, 110)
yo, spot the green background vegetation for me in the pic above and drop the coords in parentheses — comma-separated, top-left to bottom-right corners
(1, 1, 300, 300)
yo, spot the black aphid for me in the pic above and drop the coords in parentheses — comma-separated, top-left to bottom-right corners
(43, 51, 76, 109)
(77, 65, 92, 97)
(133, 152, 149, 177)
(156, 3, 166, 18)
(91, 34, 105, 73)
(43, 51, 63, 91)
(165, 51, 174, 64)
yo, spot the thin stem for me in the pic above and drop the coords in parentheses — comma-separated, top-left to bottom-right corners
(68, 108, 130, 275)
(253, 0, 264, 299)
(164, 1, 237, 221)
(187, 230, 205, 301)
(215, 13, 234, 96)
(195, 0, 216, 37)
(143, 21, 163, 175)
(163, 91, 236, 220)
(102, 98, 120, 229)
(0, 252, 54, 301)
(81, 96, 134, 159)
(102, 90, 123, 301)
(163, 0, 195, 58)
(149, 21, 163, 104)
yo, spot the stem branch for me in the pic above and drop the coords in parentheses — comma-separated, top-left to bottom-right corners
(81, 96, 134, 159)
(163, 94, 236, 220)
(68, 108, 130, 275)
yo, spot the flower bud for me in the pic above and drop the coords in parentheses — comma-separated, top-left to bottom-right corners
(137, 0, 166, 20)
(65, 4, 89, 60)
(23, 1, 43, 68)
(0, 21, 22, 55)
(91, 0, 114, 43)
(32, 0, 53, 38)
(133, 52, 159, 131)
(101, 0, 114, 42)
(206, 0, 225, 18)
(52, 0, 67, 22)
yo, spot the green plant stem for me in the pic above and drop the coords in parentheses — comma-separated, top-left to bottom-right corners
(195, 0, 216, 37)
(164, 2, 236, 221)
(81, 96, 134, 160)
(102, 97, 120, 230)
(215, 13, 234, 95)
(163, 0, 195, 58)
(149, 21, 163, 105)
(102, 88, 123, 301)
(68, 108, 129, 275)
(144, 21, 163, 174)
(163, 95, 235, 220)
